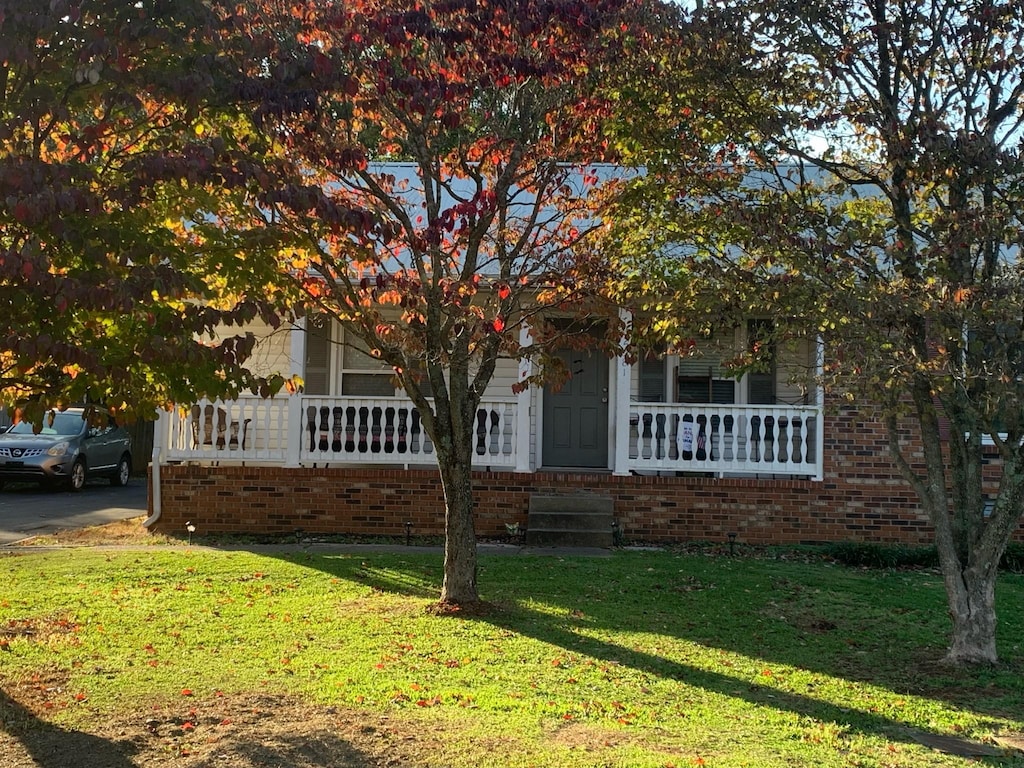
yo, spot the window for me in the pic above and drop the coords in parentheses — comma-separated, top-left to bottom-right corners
(676, 330, 738, 404)
(638, 351, 667, 402)
(341, 333, 396, 397)
(303, 314, 333, 395)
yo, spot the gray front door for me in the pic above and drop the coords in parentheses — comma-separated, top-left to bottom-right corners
(542, 348, 609, 468)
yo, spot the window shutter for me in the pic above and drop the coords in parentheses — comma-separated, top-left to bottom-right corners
(747, 320, 777, 404)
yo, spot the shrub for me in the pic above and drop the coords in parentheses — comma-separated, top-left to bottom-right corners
(826, 541, 1024, 572)
(1001, 543, 1024, 573)
(823, 542, 938, 569)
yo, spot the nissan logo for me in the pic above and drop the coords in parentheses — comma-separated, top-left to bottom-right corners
(11, 448, 22, 457)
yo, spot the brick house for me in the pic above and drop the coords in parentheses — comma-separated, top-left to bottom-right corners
(145, 164, 1021, 547)
(147, 314, 992, 546)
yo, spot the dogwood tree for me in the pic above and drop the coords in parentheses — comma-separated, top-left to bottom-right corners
(220, 0, 655, 606)
(608, 0, 1024, 664)
(0, 0, 290, 421)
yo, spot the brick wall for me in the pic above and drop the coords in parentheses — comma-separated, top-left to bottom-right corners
(148, 404, 1024, 545)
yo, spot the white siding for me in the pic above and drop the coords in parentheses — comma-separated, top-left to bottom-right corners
(481, 357, 520, 398)
(207, 320, 294, 379)
(775, 337, 815, 405)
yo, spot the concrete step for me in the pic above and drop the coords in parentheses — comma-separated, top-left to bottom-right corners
(526, 494, 615, 548)
(529, 495, 614, 516)
(528, 511, 613, 532)
(526, 528, 614, 548)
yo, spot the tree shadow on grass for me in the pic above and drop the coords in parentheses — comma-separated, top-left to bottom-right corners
(465, 601, 1011, 763)
(261, 549, 1022, 760)
(0, 686, 138, 768)
(1, 686, 405, 768)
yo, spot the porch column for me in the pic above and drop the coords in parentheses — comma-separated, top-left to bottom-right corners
(612, 308, 632, 476)
(285, 318, 307, 468)
(515, 323, 532, 473)
(813, 333, 825, 481)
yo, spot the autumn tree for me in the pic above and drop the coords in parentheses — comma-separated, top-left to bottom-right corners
(218, 0, 654, 606)
(0, 0, 290, 421)
(608, 0, 1024, 664)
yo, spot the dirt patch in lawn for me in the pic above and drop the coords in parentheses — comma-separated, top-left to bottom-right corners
(14, 516, 166, 547)
(0, 688, 424, 768)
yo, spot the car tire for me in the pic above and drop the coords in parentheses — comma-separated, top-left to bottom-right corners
(111, 454, 131, 487)
(69, 459, 87, 492)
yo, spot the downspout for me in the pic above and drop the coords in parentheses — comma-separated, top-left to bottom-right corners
(143, 414, 166, 528)
(143, 447, 162, 528)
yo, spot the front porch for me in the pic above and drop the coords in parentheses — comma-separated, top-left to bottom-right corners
(153, 393, 824, 479)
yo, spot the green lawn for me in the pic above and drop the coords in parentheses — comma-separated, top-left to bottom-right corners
(1, 546, 1022, 767)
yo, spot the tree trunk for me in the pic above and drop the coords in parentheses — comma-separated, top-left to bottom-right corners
(895, 381, 1005, 666)
(437, 450, 479, 606)
(944, 563, 998, 665)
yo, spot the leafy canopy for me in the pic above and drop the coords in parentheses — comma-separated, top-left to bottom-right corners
(0, 0, 292, 420)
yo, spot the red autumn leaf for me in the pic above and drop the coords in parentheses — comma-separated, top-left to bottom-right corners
(74, 692, 87, 701)
(497, 283, 511, 299)
(492, 317, 505, 332)
(180, 689, 193, 696)
(181, 721, 195, 731)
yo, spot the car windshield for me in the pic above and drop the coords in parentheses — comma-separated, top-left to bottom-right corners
(7, 411, 85, 437)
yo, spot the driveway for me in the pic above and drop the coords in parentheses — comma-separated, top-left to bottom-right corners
(0, 477, 148, 545)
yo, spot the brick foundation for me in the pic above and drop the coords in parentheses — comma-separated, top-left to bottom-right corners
(147, 404, 1024, 545)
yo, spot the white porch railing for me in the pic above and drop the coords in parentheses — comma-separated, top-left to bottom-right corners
(626, 403, 821, 477)
(298, 396, 517, 467)
(157, 395, 518, 468)
(157, 396, 821, 478)
(161, 395, 291, 463)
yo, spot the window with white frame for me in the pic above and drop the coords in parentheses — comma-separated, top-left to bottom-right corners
(303, 314, 333, 395)
(340, 332, 396, 397)
(676, 330, 739, 404)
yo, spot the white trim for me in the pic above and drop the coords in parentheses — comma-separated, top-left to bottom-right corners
(605, 355, 616, 470)
(288, 318, 306, 381)
(515, 325, 533, 472)
(814, 334, 825, 480)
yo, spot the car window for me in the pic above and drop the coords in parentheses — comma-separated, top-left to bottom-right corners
(7, 411, 86, 436)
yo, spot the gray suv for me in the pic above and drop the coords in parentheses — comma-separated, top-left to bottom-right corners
(0, 407, 132, 491)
